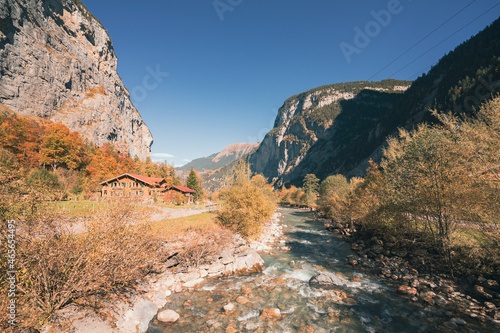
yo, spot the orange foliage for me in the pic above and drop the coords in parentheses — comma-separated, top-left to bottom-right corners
(164, 190, 187, 205)
(0, 113, 44, 167)
(0, 112, 182, 195)
(39, 123, 88, 170)
(85, 143, 135, 186)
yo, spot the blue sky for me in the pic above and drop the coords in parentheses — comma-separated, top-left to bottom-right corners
(81, 0, 500, 167)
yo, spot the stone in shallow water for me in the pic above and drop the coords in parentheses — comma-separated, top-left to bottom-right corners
(223, 303, 235, 313)
(297, 325, 315, 333)
(225, 322, 238, 333)
(397, 285, 418, 296)
(450, 317, 467, 326)
(157, 309, 180, 323)
(236, 296, 250, 304)
(309, 272, 346, 289)
(182, 277, 205, 288)
(260, 308, 281, 320)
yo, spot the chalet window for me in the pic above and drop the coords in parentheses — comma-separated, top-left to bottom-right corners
(142, 183, 144, 187)
(122, 182, 126, 187)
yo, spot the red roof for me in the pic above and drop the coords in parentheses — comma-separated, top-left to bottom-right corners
(171, 186, 196, 193)
(99, 173, 165, 186)
(127, 173, 164, 184)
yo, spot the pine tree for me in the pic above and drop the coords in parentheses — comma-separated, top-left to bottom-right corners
(186, 166, 203, 203)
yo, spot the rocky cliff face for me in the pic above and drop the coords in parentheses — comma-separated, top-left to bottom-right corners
(0, 0, 152, 159)
(249, 81, 411, 186)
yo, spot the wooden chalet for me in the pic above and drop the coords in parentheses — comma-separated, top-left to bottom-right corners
(163, 185, 196, 204)
(99, 173, 195, 203)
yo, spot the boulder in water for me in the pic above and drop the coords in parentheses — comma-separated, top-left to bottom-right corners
(157, 309, 180, 323)
(309, 272, 346, 288)
(397, 285, 417, 296)
(260, 308, 281, 320)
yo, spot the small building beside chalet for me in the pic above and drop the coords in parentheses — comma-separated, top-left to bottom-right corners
(99, 173, 195, 204)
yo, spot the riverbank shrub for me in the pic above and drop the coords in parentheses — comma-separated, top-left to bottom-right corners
(217, 162, 276, 239)
(176, 228, 234, 267)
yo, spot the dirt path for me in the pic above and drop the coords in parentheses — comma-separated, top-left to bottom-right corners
(149, 204, 217, 222)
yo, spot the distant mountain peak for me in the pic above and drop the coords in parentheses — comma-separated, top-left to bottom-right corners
(212, 143, 260, 163)
(177, 142, 259, 173)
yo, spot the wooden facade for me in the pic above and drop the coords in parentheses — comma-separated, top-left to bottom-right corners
(163, 186, 196, 204)
(99, 174, 195, 203)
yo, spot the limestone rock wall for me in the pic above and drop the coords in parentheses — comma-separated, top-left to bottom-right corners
(0, 0, 153, 158)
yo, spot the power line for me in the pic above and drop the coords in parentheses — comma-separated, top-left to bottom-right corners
(388, 2, 500, 78)
(368, 0, 477, 81)
(406, 61, 439, 81)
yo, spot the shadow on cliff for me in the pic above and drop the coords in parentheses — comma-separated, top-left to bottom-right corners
(283, 89, 407, 187)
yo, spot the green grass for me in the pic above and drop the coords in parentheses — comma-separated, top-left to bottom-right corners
(51, 200, 104, 218)
(151, 212, 219, 240)
(451, 225, 496, 248)
(51, 200, 152, 218)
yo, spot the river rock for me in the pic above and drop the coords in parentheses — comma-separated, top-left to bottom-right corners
(474, 285, 493, 300)
(182, 277, 204, 289)
(236, 296, 250, 304)
(434, 295, 448, 306)
(233, 249, 265, 274)
(223, 303, 235, 313)
(219, 248, 235, 265)
(179, 271, 200, 283)
(450, 317, 467, 326)
(157, 309, 180, 323)
(260, 308, 281, 320)
(484, 301, 496, 309)
(348, 258, 358, 266)
(297, 325, 315, 333)
(309, 272, 346, 289)
(397, 285, 418, 296)
(371, 244, 384, 254)
(208, 262, 225, 275)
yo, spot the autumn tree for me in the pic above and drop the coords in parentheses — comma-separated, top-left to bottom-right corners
(302, 173, 319, 207)
(39, 123, 87, 171)
(84, 143, 134, 192)
(318, 174, 349, 218)
(0, 113, 45, 167)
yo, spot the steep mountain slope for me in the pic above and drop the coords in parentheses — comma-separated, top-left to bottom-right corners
(249, 80, 412, 185)
(0, 0, 153, 159)
(250, 18, 500, 187)
(178, 143, 259, 173)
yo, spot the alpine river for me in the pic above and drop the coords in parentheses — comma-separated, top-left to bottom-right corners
(147, 208, 485, 332)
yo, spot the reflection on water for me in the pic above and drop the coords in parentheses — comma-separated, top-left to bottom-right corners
(147, 209, 477, 332)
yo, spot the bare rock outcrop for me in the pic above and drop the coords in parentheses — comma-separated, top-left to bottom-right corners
(0, 0, 153, 158)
